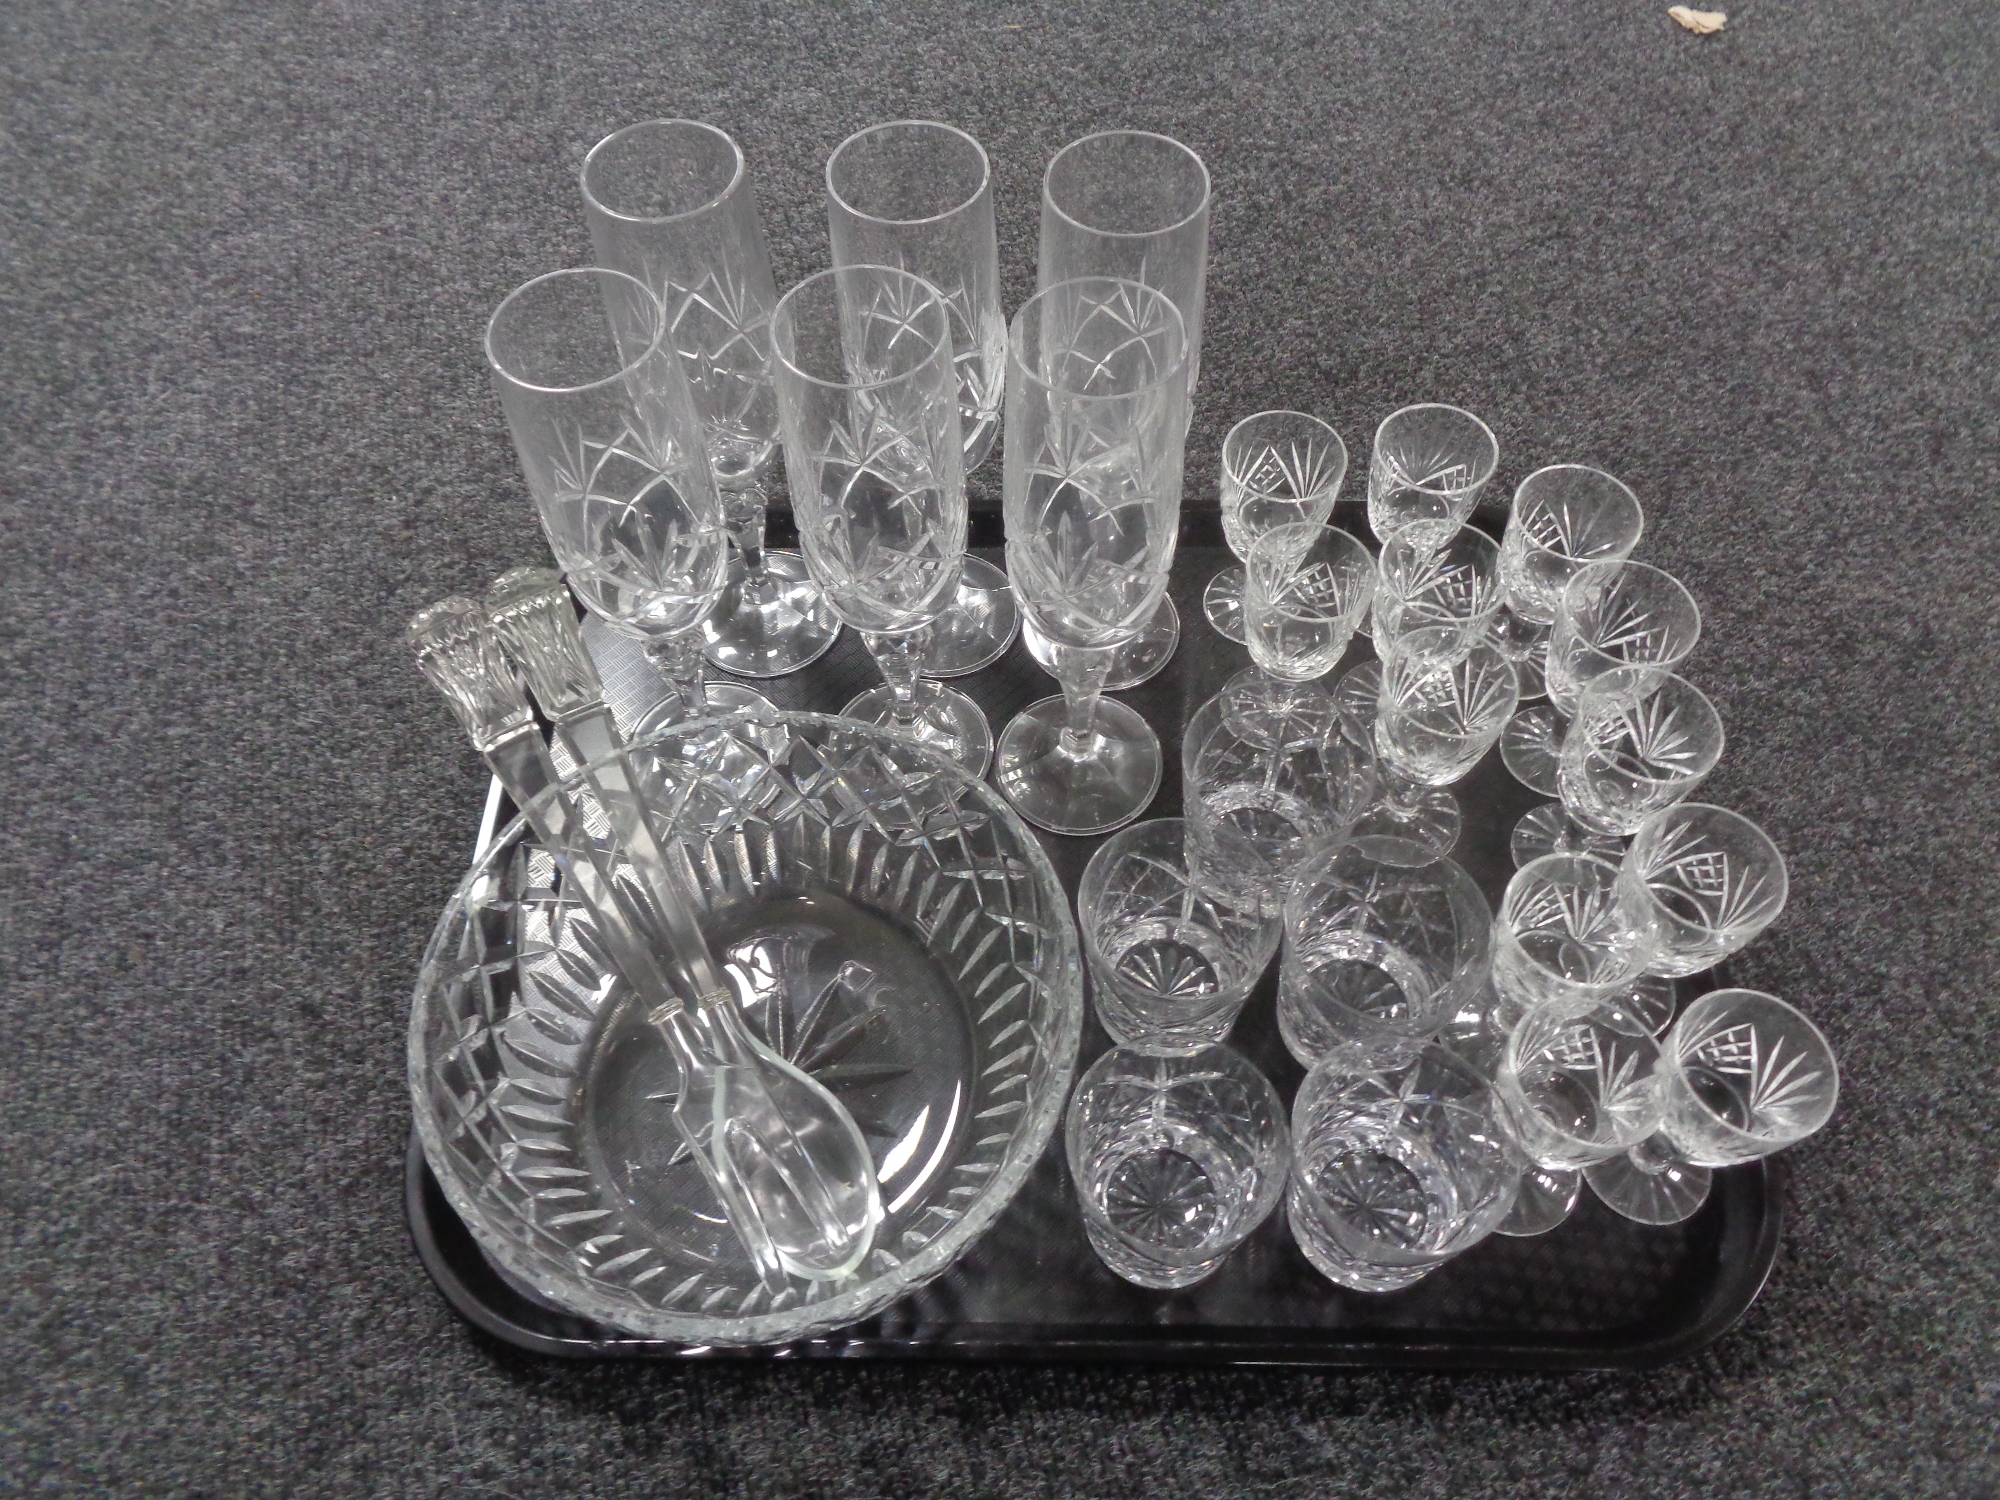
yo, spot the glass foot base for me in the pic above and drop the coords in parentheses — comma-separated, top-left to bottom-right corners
(701, 549, 841, 678)
(994, 695, 1161, 835)
(923, 556, 1018, 677)
(841, 683, 993, 780)
(1216, 666, 1343, 745)
(1499, 705, 1567, 796)
(1493, 1165, 1582, 1237)
(1332, 659, 1381, 749)
(1599, 973, 1680, 1038)
(1348, 784, 1461, 866)
(1510, 802, 1624, 868)
(1203, 566, 1246, 644)
(1586, 1151, 1712, 1225)
(1515, 651, 1547, 701)
(1022, 596, 1180, 691)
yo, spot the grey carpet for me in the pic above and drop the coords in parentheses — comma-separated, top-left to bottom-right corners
(4, 0, 1998, 1494)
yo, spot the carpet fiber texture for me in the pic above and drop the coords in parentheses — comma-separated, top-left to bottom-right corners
(3, 0, 1997, 1495)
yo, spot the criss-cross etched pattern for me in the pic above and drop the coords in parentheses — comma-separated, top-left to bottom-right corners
(542, 422, 729, 639)
(1008, 282, 1182, 646)
(1640, 819, 1781, 934)
(1274, 558, 1365, 620)
(1234, 435, 1345, 506)
(661, 263, 779, 472)
(410, 713, 1082, 1346)
(1675, 1013, 1829, 1138)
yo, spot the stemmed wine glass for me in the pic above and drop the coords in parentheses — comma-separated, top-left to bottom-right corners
(1203, 412, 1348, 643)
(1496, 465, 1645, 789)
(1242, 522, 1377, 684)
(1348, 625, 1519, 863)
(1584, 988, 1837, 1225)
(995, 277, 1190, 834)
(1489, 1003, 1665, 1237)
(483, 267, 732, 723)
(1019, 130, 1210, 691)
(1620, 803, 1789, 977)
(768, 265, 991, 775)
(1366, 404, 1500, 547)
(580, 120, 838, 689)
(825, 120, 1018, 676)
(1497, 464, 1646, 624)
(1333, 521, 1505, 748)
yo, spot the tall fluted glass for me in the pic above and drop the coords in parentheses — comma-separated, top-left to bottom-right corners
(996, 277, 1189, 834)
(483, 268, 729, 720)
(768, 265, 989, 775)
(1039, 130, 1211, 395)
(1032, 130, 1211, 685)
(582, 119, 838, 681)
(827, 121, 1005, 468)
(826, 119, 1017, 677)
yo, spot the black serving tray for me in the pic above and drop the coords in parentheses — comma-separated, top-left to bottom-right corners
(406, 509, 1784, 1368)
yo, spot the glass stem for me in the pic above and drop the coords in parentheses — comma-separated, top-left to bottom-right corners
(1052, 643, 1115, 756)
(724, 482, 769, 580)
(863, 626, 929, 730)
(1627, 1133, 1682, 1178)
(1382, 766, 1430, 813)
(643, 630, 708, 720)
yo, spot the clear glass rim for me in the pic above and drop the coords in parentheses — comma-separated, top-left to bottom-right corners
(1077, 817, 1273, 983)
(580, 118, 747, 226)
(1007, 277, 1188, 401)
(1285, 844, 1489, 968)
(1245, 518, 1372, 572)
(825, 119, 991, 227)
(1663, 988, 1839, 1147)
(1221, 410, 1348, 499)
(1042, 129, 1212, 239)
(483, 266, 667, 396)
(1511, 464, 1645, 548)
(1574, 669, 1724, 781)
(1372, 404, 1501, 493)
(1627, 802, 1789, 924)
(769, 264, 952, 392)
(1382, 521, 1500, 575)
(1381, 620, 1515, 676)
(1562, 558, 1702, 633)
